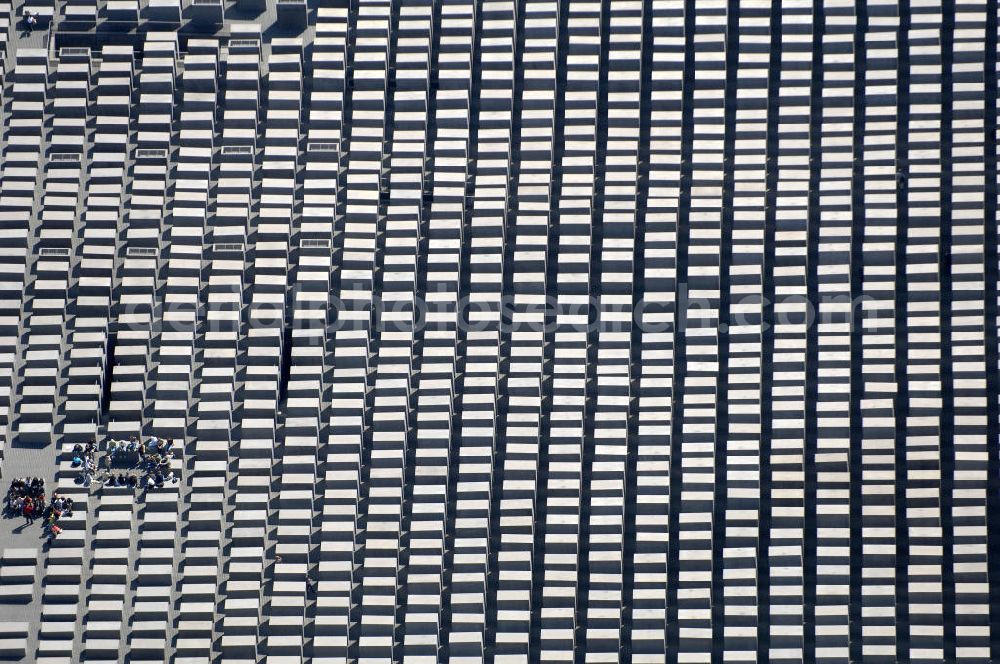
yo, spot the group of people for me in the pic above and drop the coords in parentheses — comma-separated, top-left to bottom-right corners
(70, 440, 99, 484)
(104, 436, 179, 491)
(67, 435, 180, 491)
(103, 469, 177, 490)
(4, 477, 46, 519)
(1, 435, 181, 540)
(107, 436, 174, 464)
(44, 494, 74, 539)
(4, 477, 74, 539)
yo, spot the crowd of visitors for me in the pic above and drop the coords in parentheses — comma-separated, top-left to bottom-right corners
(70, 440, 99, 484)
(4, 477, 46, 519)
(101, 436, 179, 491)
(65, 435, 182, 490)
(4, 477, 74, 539)
(2, 436, 179, 539)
